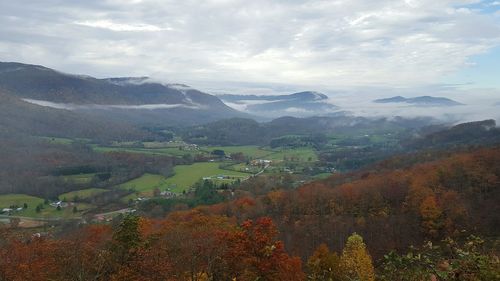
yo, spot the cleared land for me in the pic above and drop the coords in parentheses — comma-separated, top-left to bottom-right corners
(59, 188, 107, 201)
(61, 173, 96, 184)
(0, 194, 44, 210)
(119, 162, 250, 195)
(265, 147, 318, 162)
(92, 146, 204, 157)
(205, 146, 273, 158)
(0, 194, 92, 218)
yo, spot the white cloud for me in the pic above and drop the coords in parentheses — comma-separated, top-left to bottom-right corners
(73, 20, 170, 32)
(0, 0, 499, 91)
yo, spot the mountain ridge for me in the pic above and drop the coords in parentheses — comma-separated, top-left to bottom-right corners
(374, 95, 463, 106)
(0, 62, 247, 126)
(219, 91, 338, 117)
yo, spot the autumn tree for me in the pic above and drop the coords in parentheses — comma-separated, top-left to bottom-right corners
(307, 243, 342, 281)
(232, 217, 304, 281)
(419, 195, 443, 239)
(340, 233, 375, 281)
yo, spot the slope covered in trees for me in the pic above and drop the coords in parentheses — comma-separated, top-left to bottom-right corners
(192, 146, 500, 259)
(1, 146, 499, 280)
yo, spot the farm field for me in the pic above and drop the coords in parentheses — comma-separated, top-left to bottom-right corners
(0, 194, 92, 218)
(92, 141, 319, 164)
(119, 173, 169, 193)
(59, 188, 107, 201)
(119, 163, 250, 195)
(0, 194, 44, 211)
(92, 145, 205, 157)
(226, 163, 261, 173)
(164, 162, 250, 193)
(204, 145, 273, 158)
(265, 147, 318, 162)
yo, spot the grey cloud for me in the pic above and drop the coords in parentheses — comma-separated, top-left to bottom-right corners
(0, 0, 499, 88)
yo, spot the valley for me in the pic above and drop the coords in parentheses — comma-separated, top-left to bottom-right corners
(0, 124, 406, 223)
(0, 62, 499, 280)
(2, 1, 500, 279)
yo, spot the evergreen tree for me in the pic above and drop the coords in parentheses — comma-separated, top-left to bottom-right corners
(111, 214, 142, 264)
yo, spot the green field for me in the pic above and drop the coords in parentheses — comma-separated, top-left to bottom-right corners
(165, 163, 249, 192)
(0, 194, 44, 210)
(0, 194, 92, 218)
(226, 163, 261, 173)
(93, 146, 205, 157)
(204, 145, 273, 158)
(93, 143, 278, 160)
(119, 174, 169, 193)
(59, 188, 107, 201)
(119, 163, 250, 195)
(266, 147, 318, 162)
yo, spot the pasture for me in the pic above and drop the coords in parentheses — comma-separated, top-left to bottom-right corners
(119, 163, 249, 195)
(0, 194, 92, 218)
(92, 145, 205, 157)
(204, 145, 273, 159)
(265, 147, 318, 162)
(59, 188, 107, 201)
(0, 194, 44, 211)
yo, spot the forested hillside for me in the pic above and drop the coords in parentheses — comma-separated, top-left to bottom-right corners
(1, 146, 499, 280)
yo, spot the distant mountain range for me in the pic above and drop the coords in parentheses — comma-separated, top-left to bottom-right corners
(0, 62, 245, 127)
(218, 91, 338, 117)
(180, 115, 435, 146)
(374, 96, 463, 106)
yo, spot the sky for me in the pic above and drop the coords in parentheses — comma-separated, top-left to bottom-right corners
(0, 0, 499, 97)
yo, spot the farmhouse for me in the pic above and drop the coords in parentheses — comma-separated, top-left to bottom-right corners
(160, 191, 175, 198)
(250, 159, 272, 166)
(49, 201, 68, 208)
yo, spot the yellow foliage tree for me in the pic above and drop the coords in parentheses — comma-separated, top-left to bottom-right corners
(340, 233, 375, 281)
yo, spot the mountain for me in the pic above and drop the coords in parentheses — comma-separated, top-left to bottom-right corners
(406, 119, 500, 149)
(0, 62, 245, 126)
(218, 91, 338, 118)
(0, 90, 152, 141)
(374, 95, 463, 106)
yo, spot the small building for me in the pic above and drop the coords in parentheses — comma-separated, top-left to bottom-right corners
(250, 159, 272, 166)
(49, 201, 68, 208)
(160, 191, 175, 198)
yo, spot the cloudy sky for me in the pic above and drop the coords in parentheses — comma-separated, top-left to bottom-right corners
(1, 0, 499, 96)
